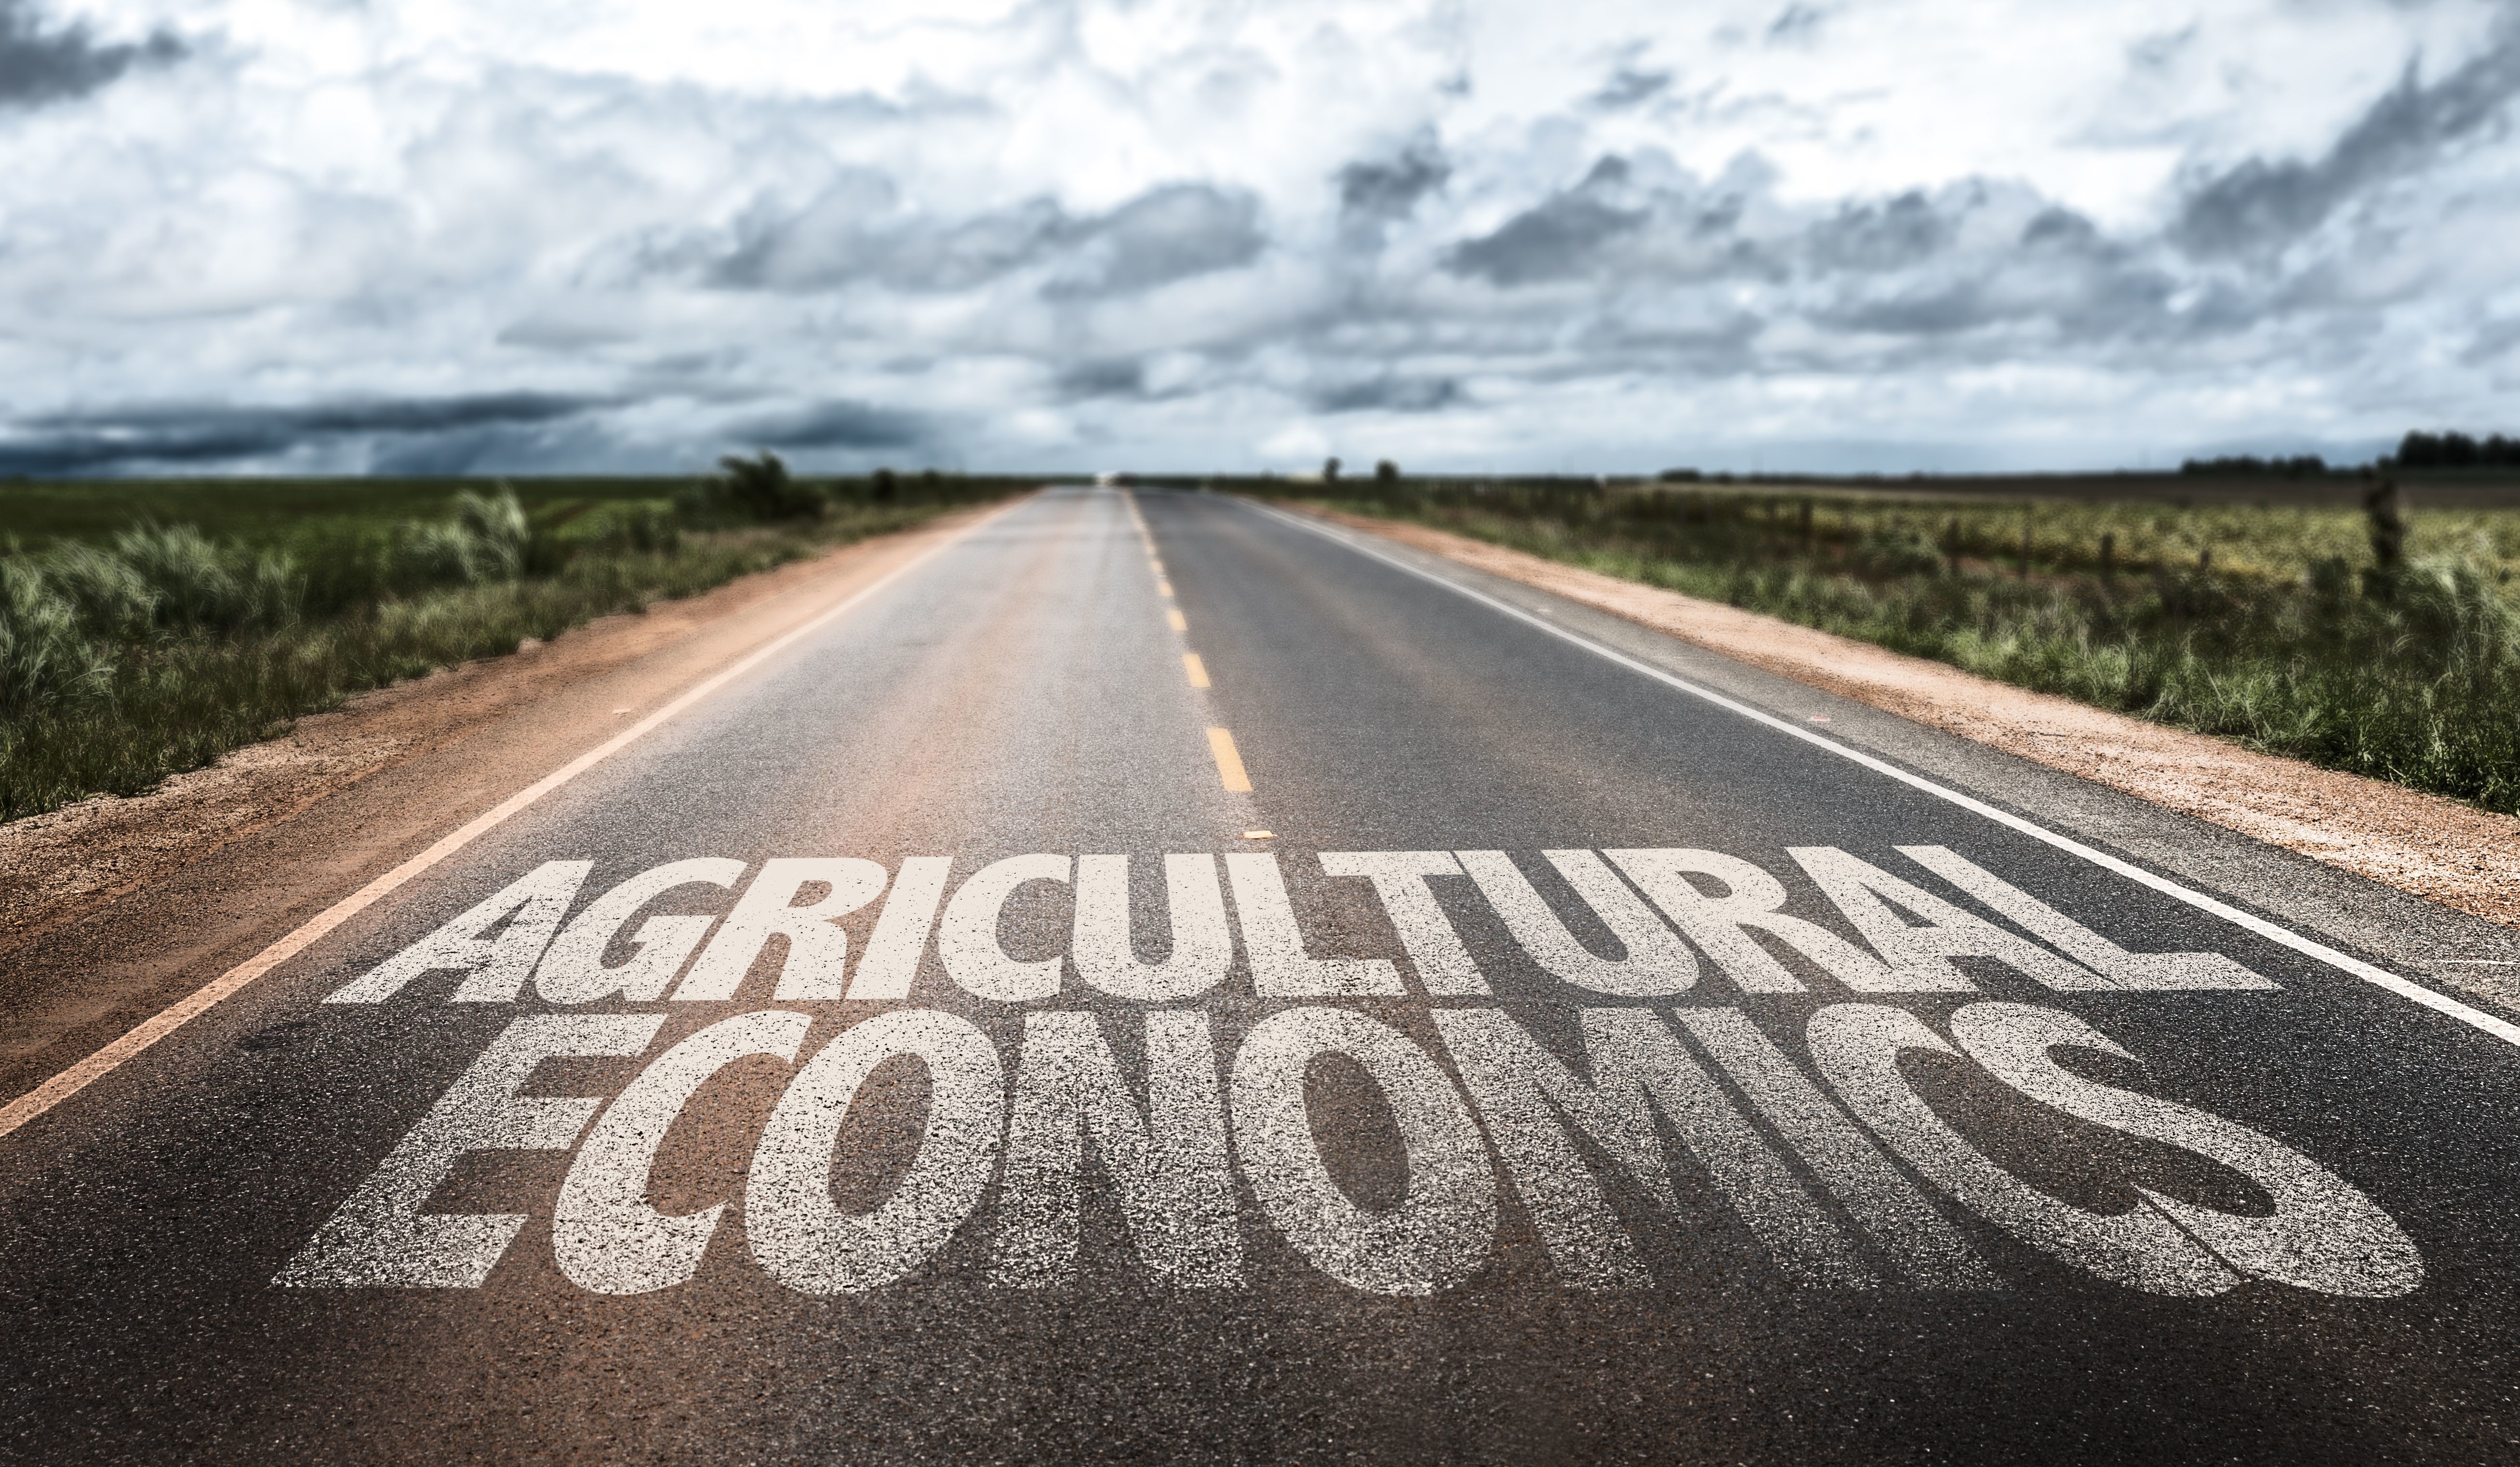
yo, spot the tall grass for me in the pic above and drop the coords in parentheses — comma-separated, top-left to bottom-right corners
(0, 466, 1015, 822)
(1276, 479, 2520, 816)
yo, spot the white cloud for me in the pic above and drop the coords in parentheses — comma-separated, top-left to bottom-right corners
(1, 0, 2515, 475)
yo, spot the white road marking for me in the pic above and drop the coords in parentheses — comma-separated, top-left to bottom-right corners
(552, 1009, 815, 1295)
(1248, 499, 2520, 1051)
(1072, 854, 1232, 1001)
(1231, 1006, 1495, 1296)
(0, 499, 1026, 1144)
(1224, 852, 1402, 996)
(276, 1013, 666, 1287)
(746, 1009, 1005, 1293)
(1434, 1006, 1875, 1289)
(994, 1009, 1240, 1288)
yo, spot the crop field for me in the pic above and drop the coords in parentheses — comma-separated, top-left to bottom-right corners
(0, 466, 1027, 822)
(1259, 474, 2520, 816)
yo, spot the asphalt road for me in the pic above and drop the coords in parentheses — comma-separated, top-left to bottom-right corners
(7, 486, 2520, 1464)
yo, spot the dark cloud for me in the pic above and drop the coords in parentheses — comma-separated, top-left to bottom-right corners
(1042, 183, 1266, 298)
(1833, 285, 1991, 336)
(711, 185, 1073, 296)
(1767, 4, 1828, 46)
(0, 0, 184, 109)
(2020, 205, 2104, 250)
(1590, 66, 1670, 110)
(0, 392, 611, 476)
(1055, 359, 1147, 399)
(723, 399, 925, 450)
(1808, 190, 1952, 272)
(1444, 157, 1645, 286)
(1311, 376, 1462, 413)
(709, 181, 1262, 300)
(2173, 24, 2520, 256)
(1335, 135, 1450, 223)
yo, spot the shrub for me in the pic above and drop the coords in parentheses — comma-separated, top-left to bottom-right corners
(681, 452, 825, 524)
(111, 524, 301, 633)
(45, 544, 158, 639)
(0, 561, 104, 718)
(455, 487, 532, 579)
(392, 521, 482, 590)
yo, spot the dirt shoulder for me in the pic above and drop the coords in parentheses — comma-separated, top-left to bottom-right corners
(1304, 505, 2520, 930)
(0, 504, 1009, 962)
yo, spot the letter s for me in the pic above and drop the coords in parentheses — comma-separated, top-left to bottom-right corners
(1950, 1002, 2421, 1299)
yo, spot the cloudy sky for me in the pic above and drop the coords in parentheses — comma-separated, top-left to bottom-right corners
(2, 0, 2516, 477)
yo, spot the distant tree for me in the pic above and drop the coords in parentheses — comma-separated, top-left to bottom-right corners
(2398, 431, 2520, 469)
(1657, 468, 1702, 482)
(871, 467, 898, 504)
(2180, 454, 2328, 478)
(1375, 458, 1400, 483)
(1322, 457, 1342, 483)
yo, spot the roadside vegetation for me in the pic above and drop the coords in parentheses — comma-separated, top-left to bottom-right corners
(0, 459, 1023, 822)
(1258, 473, 2520, 816)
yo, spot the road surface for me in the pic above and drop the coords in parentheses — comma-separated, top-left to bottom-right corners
(6, 487, 2520, 1463)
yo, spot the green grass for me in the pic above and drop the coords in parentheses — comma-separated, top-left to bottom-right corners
(0, 471, 1027, 822)
(1258, 478, 2520, 816)
(0, 476, 688, 549)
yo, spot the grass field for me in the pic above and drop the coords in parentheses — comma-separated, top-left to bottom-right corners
(0, 476, 682, 549)
(0, 468, 1029, 822)
(1249, 474, 2520, 817)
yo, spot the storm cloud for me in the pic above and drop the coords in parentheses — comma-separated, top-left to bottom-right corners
(1, 0, 2515, 477)
(0, 394, 613, 477)
(2174, 17, 2520, 256)
(0, 0, 181, 108)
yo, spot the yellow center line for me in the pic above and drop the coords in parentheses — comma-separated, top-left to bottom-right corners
(1183, 652, 1210, 688)
(1206, 727, 1253, 793)
(1157, 579, 1174, 599)
(1168, 608, 1187, 632)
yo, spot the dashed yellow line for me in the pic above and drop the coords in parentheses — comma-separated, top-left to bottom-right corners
(1206, 727, 1253, 793)
(1128, 491, 1248, 795)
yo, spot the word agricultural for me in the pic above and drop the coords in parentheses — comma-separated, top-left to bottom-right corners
(284, 846, 2420, 1303)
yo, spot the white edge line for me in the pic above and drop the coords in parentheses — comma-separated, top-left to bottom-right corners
(0, 498, 1027, 1143)
(1244, 498, 2520, 1051)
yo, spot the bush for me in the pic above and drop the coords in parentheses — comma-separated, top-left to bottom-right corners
(111, 525, 302, 633)
(0, 561, 104, 718)
(455, 487, 532, 579)
(392, 521, 484, 591)
(680, 452, 825, 524)
(45, 544, 158, 639)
